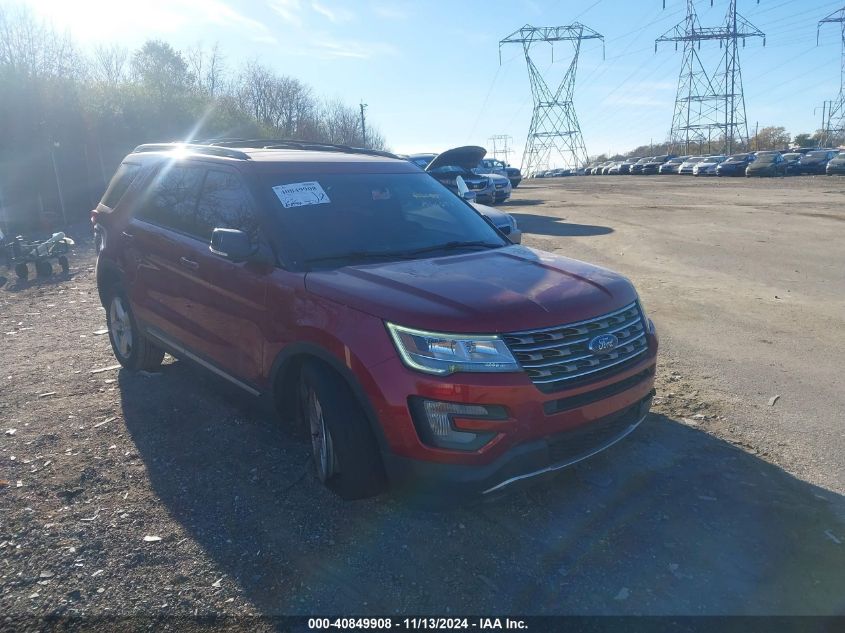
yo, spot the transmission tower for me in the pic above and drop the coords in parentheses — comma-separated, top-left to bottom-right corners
(488, 134, 514, 163)
(818, 6, 845, 146)
(500, 24, 604, 175)
(657, 1, 764, 155)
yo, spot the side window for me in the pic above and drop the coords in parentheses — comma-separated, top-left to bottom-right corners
(195, 170, 257, 241)
(100, 163, 141, 209)
(135, 165, 203, 235)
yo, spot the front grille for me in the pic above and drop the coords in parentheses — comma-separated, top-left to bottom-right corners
(467, 182, 484, 190)
(502, 302, 648, 392)
(495, 182, 506, 189)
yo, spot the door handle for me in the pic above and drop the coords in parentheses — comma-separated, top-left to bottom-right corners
(122, 231, 134, 241)
(179, 257, 199, 271)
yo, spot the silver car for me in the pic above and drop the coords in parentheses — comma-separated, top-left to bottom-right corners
(693, 155, 727, 176)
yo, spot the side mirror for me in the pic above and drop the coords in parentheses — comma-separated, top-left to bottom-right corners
(455, 175, 477, 202)
(210, 228, 255, 262)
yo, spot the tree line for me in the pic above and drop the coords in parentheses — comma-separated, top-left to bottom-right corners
(0, 4, 387, 232)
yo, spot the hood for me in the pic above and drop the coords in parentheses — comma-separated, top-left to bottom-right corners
(470, 202, 509, 225)
(426, 146, 487, 172)
(304, 246, 638, 333)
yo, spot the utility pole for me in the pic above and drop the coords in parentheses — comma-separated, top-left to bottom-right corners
(822, 101, 827, 145)
(817, 6, 845, 146)
(359, 101, 368, 146)
(657, 0, 764, 155)
(50, 141, 67, 227)
(499, 23, 604, 175)
(753, 121, 758, 150)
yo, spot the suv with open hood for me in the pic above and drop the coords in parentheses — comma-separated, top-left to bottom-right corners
(93, 140, 657, 501)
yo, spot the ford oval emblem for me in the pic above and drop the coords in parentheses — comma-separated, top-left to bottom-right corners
(588, 333, 618, 354)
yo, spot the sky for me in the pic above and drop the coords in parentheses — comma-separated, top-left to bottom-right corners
(15, 0, 845, 165)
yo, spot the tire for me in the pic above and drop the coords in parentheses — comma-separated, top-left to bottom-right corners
(298, 362, 386, 500)
(58, 255, 69, 273)
(35, 260, 52, 277)
(14, 263, 28, 280)
(105, 288, 164, 371)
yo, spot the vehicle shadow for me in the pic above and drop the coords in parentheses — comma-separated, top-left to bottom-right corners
(510, 212, 614, 237)
(1, 270, 77, 293)
(500, 199, 545, 207)
(118, 363, 845, 616)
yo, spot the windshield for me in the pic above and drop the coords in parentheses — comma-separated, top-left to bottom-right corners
(410, 157, 431, 169)
(806, 151, 829, 159)
(727, 154, 749, 162)
(261, 172, 506, 270)
(783, 153, 800, 160)
(684, 157, 704, 164)
(754, 153, 779, 163)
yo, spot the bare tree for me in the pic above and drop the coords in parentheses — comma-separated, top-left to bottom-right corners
(0, 3, 84, 79)
(186, 42, 226, 98)
(235, 62, 318, 137)
(92, 43, 128, 86)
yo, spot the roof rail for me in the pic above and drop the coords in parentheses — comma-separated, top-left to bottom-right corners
(200, 138, 399, 160)
(132, 143, 251, 160)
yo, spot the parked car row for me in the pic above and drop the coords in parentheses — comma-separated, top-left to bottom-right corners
(580, 148, 845, 178)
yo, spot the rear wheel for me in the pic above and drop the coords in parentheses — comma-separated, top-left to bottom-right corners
(298, 362, 386, 499)
(106, 288, 164, 371)
(14, 263, 28, 280)
(35, 260, 52, 277)
(58, 255, 69, 273)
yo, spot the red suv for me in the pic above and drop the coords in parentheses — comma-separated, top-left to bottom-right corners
(93, 141, 658, 500)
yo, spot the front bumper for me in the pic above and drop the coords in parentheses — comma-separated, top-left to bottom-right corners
(493, 188, 511, 202)
(384, 391, 654, 499)
(370, 340, 658, 499)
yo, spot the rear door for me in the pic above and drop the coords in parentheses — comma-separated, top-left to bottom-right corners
(126, 163, 204, 344)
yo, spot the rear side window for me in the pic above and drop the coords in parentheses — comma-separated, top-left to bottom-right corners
(101, 163, 141, 209)
(135, 165, 203, 235)
(195, 170, 257, 241)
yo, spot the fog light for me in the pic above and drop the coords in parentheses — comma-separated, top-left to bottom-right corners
(409, 398, 506, 451)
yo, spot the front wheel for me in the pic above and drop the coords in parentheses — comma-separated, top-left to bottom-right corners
(106, 289, 164, 371)
(298, 363, 386, 499)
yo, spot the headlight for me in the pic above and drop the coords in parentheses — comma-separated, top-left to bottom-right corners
(637, 295, 656, 334)
(386, 323, 519, 375)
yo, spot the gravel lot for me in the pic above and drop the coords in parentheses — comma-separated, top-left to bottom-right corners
(1, 175, 844, 626)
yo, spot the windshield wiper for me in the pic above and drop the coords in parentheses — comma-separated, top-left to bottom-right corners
(303, 250, 414, 267)
(402, 240, 503, 257)
(303, 241, 502, 269)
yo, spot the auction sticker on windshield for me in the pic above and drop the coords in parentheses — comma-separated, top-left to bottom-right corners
(272, 181, 331, 208)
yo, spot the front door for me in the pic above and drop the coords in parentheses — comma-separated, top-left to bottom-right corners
(180, 167, 270, 386)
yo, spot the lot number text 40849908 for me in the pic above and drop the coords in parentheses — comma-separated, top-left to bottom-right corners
(307, 617, 529, 630)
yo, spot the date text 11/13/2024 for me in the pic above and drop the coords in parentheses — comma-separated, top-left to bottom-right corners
(307, 617, 528, 630)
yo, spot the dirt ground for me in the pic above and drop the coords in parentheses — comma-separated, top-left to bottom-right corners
(1, 175, 844, 625)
